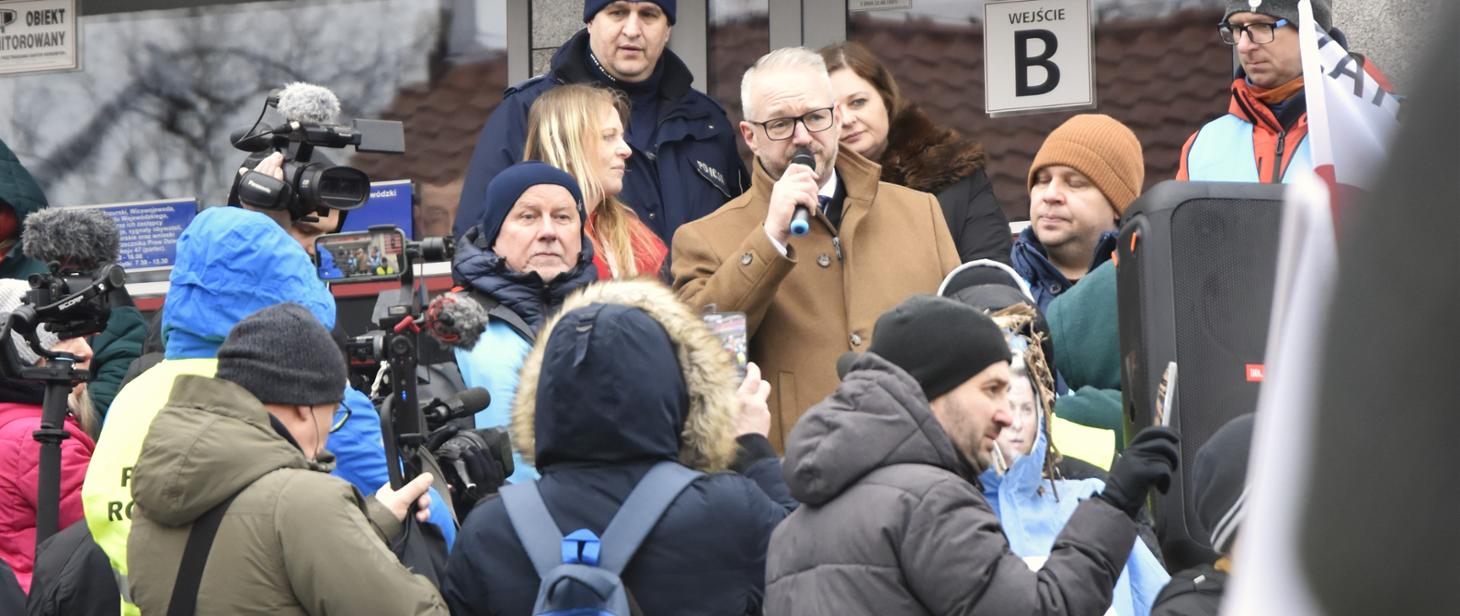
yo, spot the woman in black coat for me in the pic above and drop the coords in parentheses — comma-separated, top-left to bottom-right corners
(820, 42, 1011, 264)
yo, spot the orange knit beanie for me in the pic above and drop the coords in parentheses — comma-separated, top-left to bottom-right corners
(1027, 114, 1145, 215)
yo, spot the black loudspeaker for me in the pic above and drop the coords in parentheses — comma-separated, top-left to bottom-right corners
(1117, 180, 1286, 571)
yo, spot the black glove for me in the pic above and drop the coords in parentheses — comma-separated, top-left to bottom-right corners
(1098, 426, 1179, 519)
(429, 427, 513, 519)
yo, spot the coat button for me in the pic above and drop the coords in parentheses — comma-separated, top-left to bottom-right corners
(850, 333, 863, 346)
(648, 212, 657, 220)
(1050, 283, 1062, 294)
(817, 254, 831, 267)
(741, 253, 753, 266)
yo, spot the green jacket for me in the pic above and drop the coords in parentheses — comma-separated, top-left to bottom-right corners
(1047, 260, 1125, 451)
(126, 375, 446, 615)
(0, 137, 49, 280)
(87, 296, 147, 420)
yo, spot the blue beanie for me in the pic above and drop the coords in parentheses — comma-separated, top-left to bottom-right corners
(583, 0, 676, 25)
(477, 161, 586, 247)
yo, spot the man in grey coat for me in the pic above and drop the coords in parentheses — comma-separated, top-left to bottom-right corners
(767, 295, 1178, 615)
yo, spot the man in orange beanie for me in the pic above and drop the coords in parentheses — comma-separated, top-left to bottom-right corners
(1010, 114, 1144, 311)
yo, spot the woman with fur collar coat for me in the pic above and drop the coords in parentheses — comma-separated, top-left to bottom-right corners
(821, 42, 1012, 264)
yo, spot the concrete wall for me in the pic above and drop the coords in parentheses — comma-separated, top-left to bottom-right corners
(1333, 0, 1445, 91)
(533, 0, 583, 75)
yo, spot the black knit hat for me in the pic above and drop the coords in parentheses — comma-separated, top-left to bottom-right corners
(216, 303, 347, 406)
(1224, 0, 1332, 31)
(938, 260, 1056, 376)
(840, 295, 1011, 401)
(1193, 413, 1257, 554)
(584, 0, 676, 25)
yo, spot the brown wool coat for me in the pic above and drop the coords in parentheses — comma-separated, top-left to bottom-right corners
(671, 148, 960, 450)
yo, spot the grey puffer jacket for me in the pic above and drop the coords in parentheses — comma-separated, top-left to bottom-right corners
(766, 353, 1137, 615)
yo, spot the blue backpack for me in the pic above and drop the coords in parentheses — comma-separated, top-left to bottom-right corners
(500, 461, 703, 616)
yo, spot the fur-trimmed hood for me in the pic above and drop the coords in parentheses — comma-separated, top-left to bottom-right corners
(511, 280, 740, 472)
(879, 103, 987, 195)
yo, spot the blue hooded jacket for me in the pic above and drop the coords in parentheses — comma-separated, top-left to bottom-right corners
(453, 29, 745, 242)
(444, 292, 792, 616)
(980, 413, 1169, 615)
(161, 206, 454, 544)
(451, 163, 599, 483)
(1010, 226, 1118, 312)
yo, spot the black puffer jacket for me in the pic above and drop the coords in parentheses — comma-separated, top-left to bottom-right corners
(767, 353, 1137, 615)
(443, 281, 794, 616)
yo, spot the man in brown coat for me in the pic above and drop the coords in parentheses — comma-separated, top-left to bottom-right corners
(672, 47, 960, 450)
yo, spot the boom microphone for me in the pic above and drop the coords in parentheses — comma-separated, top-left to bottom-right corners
(276, 82, 341, 124)
(230, 82, 341, 150)
(21, 208, 121, 271)
(789, 147, 815, 237)
(423, 387, 492, 426)
(425, 291, 489, 350)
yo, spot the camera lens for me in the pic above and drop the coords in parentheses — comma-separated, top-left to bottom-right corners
(298, 163, 370, 211)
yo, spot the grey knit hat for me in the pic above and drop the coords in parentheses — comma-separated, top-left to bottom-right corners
(0, 279, 60, 366)
(1193, 413, 1257, 554)
(1224, 0, 1332, 31)
(216, 303, 347, 406)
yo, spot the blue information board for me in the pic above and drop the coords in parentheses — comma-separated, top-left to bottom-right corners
(81, 198, 199, 271)
(340, 179, 414, 238)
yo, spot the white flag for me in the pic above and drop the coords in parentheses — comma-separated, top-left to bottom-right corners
(1297, 0, 1400, 221)
(1221, 2, 1400, 614)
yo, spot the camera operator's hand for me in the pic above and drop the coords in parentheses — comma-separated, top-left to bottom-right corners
(763, 162, 819, 247)
(375, 473, 434, 524)
(239, 151, 286, 182)
(735, 361, 771, 437)
(1097, 427, 1179, 519)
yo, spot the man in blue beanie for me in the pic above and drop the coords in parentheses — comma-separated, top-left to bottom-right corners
(447, 162, 599, 483)
(455, 0, 744, 244)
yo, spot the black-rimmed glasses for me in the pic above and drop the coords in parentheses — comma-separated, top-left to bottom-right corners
(748, 106, 835, 141)
(1219, 18, 1289, 45)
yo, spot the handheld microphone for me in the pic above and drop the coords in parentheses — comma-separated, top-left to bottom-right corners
(788, 147, 815, 237)
(422, 387, 492, 426)
(21, 208, 121, 271)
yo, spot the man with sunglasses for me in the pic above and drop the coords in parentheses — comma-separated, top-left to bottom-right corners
(672, 47, 960, 451)
(1179, 0, 1336, 183)
(126, 303, 448, 615)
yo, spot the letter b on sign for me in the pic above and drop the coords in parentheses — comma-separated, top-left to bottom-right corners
(1015, 30, 1059, 96)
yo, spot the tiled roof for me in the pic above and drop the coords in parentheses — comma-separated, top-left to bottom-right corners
(349, 54, 509, 238)
(842, 9, 1234, 220)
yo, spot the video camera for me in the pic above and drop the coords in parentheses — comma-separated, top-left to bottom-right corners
(1, 263, 126, 371)
(314, 225, 456, 482)
(229, 83, 405, 221)
(0, 263, 127, 550)
(313, 225, 452, 387)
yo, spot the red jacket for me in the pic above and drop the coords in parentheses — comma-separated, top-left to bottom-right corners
(0, 403, 93, 593)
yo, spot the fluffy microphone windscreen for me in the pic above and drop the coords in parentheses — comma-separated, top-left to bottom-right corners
(276, 82, 340, 124)
(426, 292, 489, 350)
(22, 207, 121, 270)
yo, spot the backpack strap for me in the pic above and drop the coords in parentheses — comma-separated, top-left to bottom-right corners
(166, 492, 240, 616)
(596, 461, 703, 574)
(466, 289, 536, 342)
(499, 482, 564, 578)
